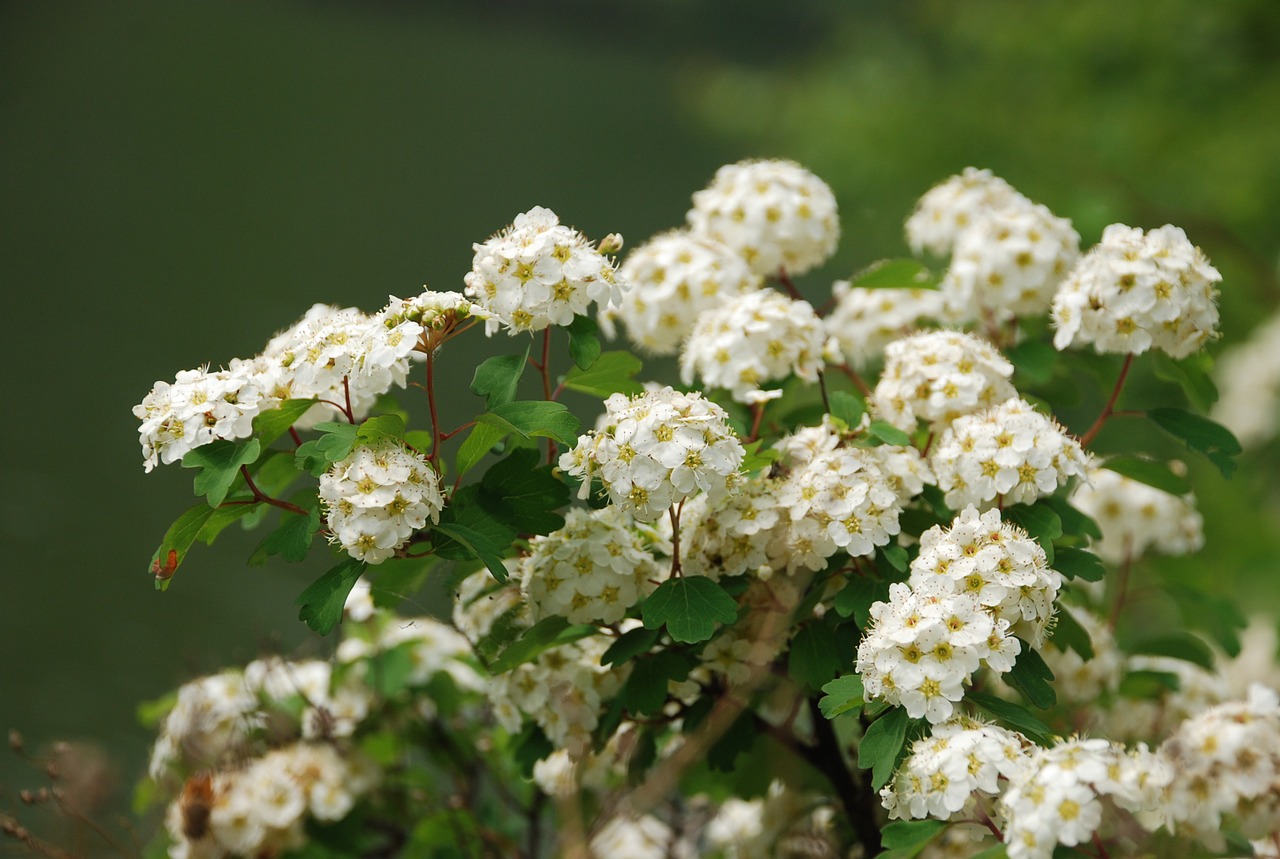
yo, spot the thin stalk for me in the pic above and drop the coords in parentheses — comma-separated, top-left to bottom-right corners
(426, 350, 442, 465)
(776, 267, 805, 302)
(239, 466, 308, 516)
(1080, 354, 1135, 447)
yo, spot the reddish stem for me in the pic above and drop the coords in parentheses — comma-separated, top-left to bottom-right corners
(1080, 354, 1135, 447)
(747, 401, 767, 443)
(288, 426, 304, 447)
(668, 503, 683, 578)
(836, 363, 873, 398)
(341, 376, 356, 423)
(239, 465, 308, 516)
(426, 351, 442, 465)
(776, 267, 805, 302)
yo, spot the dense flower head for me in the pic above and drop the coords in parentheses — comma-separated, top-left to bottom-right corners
(602, 231, 761, 355)
(372, 289, 484, 354)
(463, 206, 625, 336)
(452, 566, 527, 645)
(687, 159, 839, 276)
(679, 476, 784, 581)
(134, 367, 264, 472)
(520, 506, 660, 624)
(242, 656, 373, 741)
(824, 282, 947, 369)
(905, 167, 1030, 257)
(871, 330, 1016, 432)
(1070, 466, 1204, 564)
(1158, 684, 1280, 849)
(318, 439, 444, 564)
(1000, 738, 1166, 859)
(680, 289, 829, 403)
(149, 670, 260, 782)
(589, 815, 679, 859)
(908, 506, 1063, 647)
(1051, 223, 1221, 358)
(941, 203, 1080, 323)
(560, 386, 745, 522)
(930, 397, 1089, 510)
(881, 716, 1033, 822)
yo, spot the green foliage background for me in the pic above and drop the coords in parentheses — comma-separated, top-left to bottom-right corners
(2, 0, 1278, 838)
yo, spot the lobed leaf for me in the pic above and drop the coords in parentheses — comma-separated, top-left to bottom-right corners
(1053, 546, 1105, 582)
(848, 259, 939, 290)
(828, 390, 866, 428)
(1102, 455, 1191, 496)
(477, 400, 580, 446)
(642, 577, 739, 644)
(818, 674, 866, 719)
(561, 350, 644, 398)
(565, 315, 601, 370)
(470, 347, 529, 411)
(858, 706, 910, 791)
(252, 398, 319, 447)
(1148, 407, 1241, 479)
(182, 438, 262, 507)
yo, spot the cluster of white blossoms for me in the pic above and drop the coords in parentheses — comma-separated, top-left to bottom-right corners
(871, 330, 1016, 432)
(905, 167, 1026, 257)
(1051, 224, 1222, 359)
(881, 717, 1032, 822)
(908, 506, 1063, 647)
(680, 289, 829, 404)
(451, 566, 526, 644)
(589, 815, 685, 859)
(1212, 309, 1280, 448)
(704, 780, 837, 859)
(856, 581, 1019, 723)
(520, 506, 660, 624)
(242, 656, 374, 741)
(560, 386, 744, 522)
(1159, 684, 1280, 848)
(930, 397, 1090, 509)
(148, 670, 261, 783)
(463, 206, 625, 336)
(1102, 655, 1229, 742)
(603, 231, 761, 355)
(679, 477, 783, 581)
(824, 281, 947, 369)
(317, 439, 444, 564)
(1070, 466, 1203, 564)
(999, 738, 1166, 859)
(134, 368, 265, 473)
(687, 159, 839, 277)
(372, 289, 483, 354)
(164, 743, 378, 859)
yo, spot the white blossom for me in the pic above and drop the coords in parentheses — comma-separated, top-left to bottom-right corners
(905, 167, 1030, 257)
(871, 330, 1016, 432)
(824, 282, 947, 369)
(1070, 466, 1203, 564)
(134, 366, 264, 472)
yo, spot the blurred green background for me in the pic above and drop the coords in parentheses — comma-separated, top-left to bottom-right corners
(3, 0, 1279, 845)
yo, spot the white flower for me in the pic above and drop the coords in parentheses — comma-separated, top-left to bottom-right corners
(905, 168, 1029, 257)
(680, 476, 784, 581)
(680, 289, 829, 403)
(318, 439, 444, 564)
(149, 671, 260, 782)
(603, 231, 761, 355)
(463, 206, 625, 336)
(1212, 310, 1280, 448)
(1070, 466, 1203, 564)
(824, 282, 947, 369)
(133, 366, 264, 472)
(871, 330, 1016, 432)
(589, 815, 677, 859)
(687, 159, 839, 276)
(452, 567, 527, 645)
(1051, 223, 1221, 359)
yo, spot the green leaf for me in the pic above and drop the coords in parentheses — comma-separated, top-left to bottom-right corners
(430, 520, 511, 583)
(511, 724, 553, 779)
(566, 315, 601, 370)
(708, 711, 757, 772)
(1053, 546, 1105, 582)
(1040, 495, 1102, 541)
(455, 422, 510, 477)
(252, 398, 319, 447)
(1006, 642, 1057, 709)
(1007, 339, 1058, 385)
(296, 557, 367, 635)
(1003, 502, 1062, 563)
(356, 414, 405, 446)
(858, 706, 910, 790)
(367, 556, 436, 609)
(834, 576, 889, 629)
(149, 504, 219, 588)
(194, 503, 257, 545)
(182, 438, 261, 507)
(1051, 606, 1095, 660)
(967, 690, 1054, 745)
(367, 643, 417, 698)
(1119, 669, 1181, 698)
(881, 543, 909, 573)
(868, 419, 912, 446)
(819, 674, 865, 719)
(1148, 407, 1241, 479)
(602, 626, 662, 666)
(561, 350, 644, 398)
(789, 622, 840, 690)
(250, 504, 321, 564)
(642, 577, 739, 644)
(849, 258, 939, 290)
(488, 616, 597, 674)
(1153, 352, 1219, 412)
(470, 347, 529, 410)
(295, 422, 359, 475)
(403, 430, 434, 456)
(621, 652, 689, 715)
(1102, 455, 1191, 496)
(478, 449, 570, 536)
(432, 484, 518, 561)
(877, 819, 946, 858)
(1130, 631, 1215, 671)
(828, 390, 866, 428)
(740, 439, 781, 474)
(478, 400, 580, 446)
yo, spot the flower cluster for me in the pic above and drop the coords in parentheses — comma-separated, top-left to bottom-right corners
(560, 386, 744, 522)
(603, 231, 761, 355)
(134, 368, 265, 473)
(318, 439, 444, 564)
(905, 167, 1026, 257)
(930, 397, 1089, 509)
(679, 476, 783, 581)
(871, 330, 1016, 432)
(824, 281, 946, 369)
(1069, 466, 1204, 563)
(680, 289, 828, 403)
(1051, 224, 1222, 358)
(464, 206, 625, 335)
(687, 159, 839, 276)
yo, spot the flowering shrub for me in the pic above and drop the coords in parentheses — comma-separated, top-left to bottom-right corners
(110, 160, 1280, 859)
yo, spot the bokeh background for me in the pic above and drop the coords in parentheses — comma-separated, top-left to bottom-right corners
(3, 0, 1280, 847)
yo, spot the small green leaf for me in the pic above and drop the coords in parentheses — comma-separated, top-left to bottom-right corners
(642, 577, 739, 644)
(1153, 352, 1219, 412)
(967, 690, 1054, 745)
(828, 390, 866, 428)
(878, 819, 946, 857)
(356, 414, 406, 446)
(470, 347, 529, 410)
(1148, 407, 1241, 479)
(602, 626, 661, 666)
(478, 449, 570, 536)
(1051, 606, 1095, 660)
(819, 674, 866, 719)
(488, 616, 597, 674)
(295, 422, 359, 475)
(621, 652, 689, 715)
(182, 438, 262, 507)
(834, 577, 889, 629)
(403, 430, 434, 456)
(296, 557, 367, 635)
(455, 422, 510, 477)
(566, 315, 601, 370)
(149, 503, 220, 585)
(789, 622, 840, 690)
(740, 439, 781, 474)
(478, 400, 580, 446)
(881, 543, 909, 573)
(1003, 502, 1062, 562)
(433, 484, 518, 562)
(1006, 642, 1057, 709)
(251, 504, 321, 564)
(849, 259, 939, 290)
(858, 706, 910, 790)
(1006, 339, 1058, 385)
(561, 350, 644, 398)
(868, 420, 912, 446)
(252, 399, 319, 447)
(194, 503, 257, 545)
(430, 520, 511, 583)
(1053, 547, 1105, 582)
(1130, 632, 1215, 671)
(1119, 669, 1182, 698)
(1040, 495, 1102, 541)
(1102, 455, 1191, 496)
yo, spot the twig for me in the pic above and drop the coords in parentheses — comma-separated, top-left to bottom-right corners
(1079, 354, 1135, 447)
